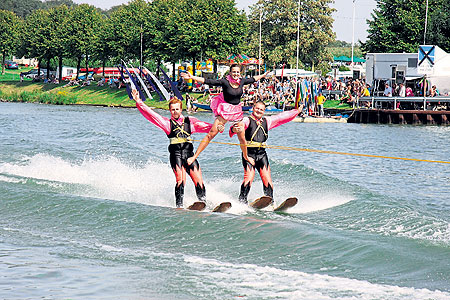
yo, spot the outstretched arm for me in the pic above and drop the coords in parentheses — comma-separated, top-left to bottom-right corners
(131, 89, 171, 135)
(266, 105, 303, 130)
(253, 71, 270, 82)
(181, 72, 205, 84)
(189, 116, 213, 134)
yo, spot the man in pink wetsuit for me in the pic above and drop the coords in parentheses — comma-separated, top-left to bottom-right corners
(230, 101, 303, 203)
(132, 90, 213, 208)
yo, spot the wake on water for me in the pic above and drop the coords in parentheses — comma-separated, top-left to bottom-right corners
(1, 153, 449, 247)
(2, 153, 450, 299)
(0, 153, 353, 214)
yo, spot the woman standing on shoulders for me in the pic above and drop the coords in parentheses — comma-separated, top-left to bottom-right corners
(181, 64, 269, 166)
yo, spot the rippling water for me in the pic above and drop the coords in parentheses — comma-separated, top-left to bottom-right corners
(1, 102, 449, 299)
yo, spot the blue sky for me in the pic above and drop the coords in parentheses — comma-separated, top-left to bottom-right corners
(73, 0, 377, 43)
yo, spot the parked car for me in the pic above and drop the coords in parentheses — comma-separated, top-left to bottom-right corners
(4, 60, 18, 69)
(21, 69, 56, 79)
(21, 69, 45, 79)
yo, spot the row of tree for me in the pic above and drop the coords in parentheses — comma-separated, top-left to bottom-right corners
(2, 0, 447, 80)
(0, 0, 78, 18)
(1, 0, 337, 79)
(362, 0, 450, 54)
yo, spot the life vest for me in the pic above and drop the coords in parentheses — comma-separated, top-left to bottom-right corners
(245, 116, 268, 148)
(167, 117, 194, 154)
(167, 117, 192, 144)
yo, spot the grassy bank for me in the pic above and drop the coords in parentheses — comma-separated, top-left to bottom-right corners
(0, 81, 177, 109)
(0, 67, 175, 108)
(1, 68, 351, 110)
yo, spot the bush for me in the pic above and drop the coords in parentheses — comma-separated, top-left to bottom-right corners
(20, 91, 38, 102)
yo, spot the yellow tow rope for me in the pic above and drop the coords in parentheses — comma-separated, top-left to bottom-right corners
(192, 139, 450, 165)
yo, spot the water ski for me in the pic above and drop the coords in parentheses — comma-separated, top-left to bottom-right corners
(187, 201, 206, 211)
(274, 197, 298, 212)
(212, 202, 232, 213)
(249, 196, 273, 209)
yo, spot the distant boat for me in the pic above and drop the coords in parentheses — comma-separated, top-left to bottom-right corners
(248, 105, 283, 114)
(192, 103, 212, 111)
(192, 103, 252, 111)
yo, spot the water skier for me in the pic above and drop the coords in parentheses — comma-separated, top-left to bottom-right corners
(131, 89, 212, 208)
(181, 64, 269, 166)
(230, 100, 303, 204)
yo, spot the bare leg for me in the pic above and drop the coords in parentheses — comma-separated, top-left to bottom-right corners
(187, 116, 226, 165)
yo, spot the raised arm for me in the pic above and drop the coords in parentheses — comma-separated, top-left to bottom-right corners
(131, 89, 171, 135)
(266, 105, 303, 130)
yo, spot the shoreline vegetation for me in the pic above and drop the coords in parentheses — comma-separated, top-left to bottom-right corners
(0, 68, 351, 111)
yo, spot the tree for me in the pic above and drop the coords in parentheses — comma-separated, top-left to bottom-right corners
(246, 0, 334, 71)
(41, 0, 77, 10)
(47, 5, 71, 81)
(177, 0, 248, 69)
(425, 0, 450, 52)
(147, 0, 183, 76)
(0, 0, 76, 18)
(94, 15, 112, 77)
(20, 8, 51, 75)
(19, 6, 71, 79)
(0, 0, 42, 18)
(106, 0, 151, 64)
(362, 0, 450, 54)
(67, 4, 103, 78)
(0, 9, 22, 75)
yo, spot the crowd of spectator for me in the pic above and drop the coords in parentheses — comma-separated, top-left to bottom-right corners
(187, 75, 371, 116)
(23, 68, 449, 112)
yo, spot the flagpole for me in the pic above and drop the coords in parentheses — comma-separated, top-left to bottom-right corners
(140, 24, 143, 68)
(424, 0, 429, 44)
(351, 0, 356, 69)
(295, 0, 300, 101)
(259, 7, 262, 76)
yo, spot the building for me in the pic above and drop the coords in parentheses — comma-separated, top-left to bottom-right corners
(365, 45, 450, 95)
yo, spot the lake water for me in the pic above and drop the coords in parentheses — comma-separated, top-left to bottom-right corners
(1, 102, 449, 299)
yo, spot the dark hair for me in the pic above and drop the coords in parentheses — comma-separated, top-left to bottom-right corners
(254, 100, 266, 107)
(230, 64, 241, 71)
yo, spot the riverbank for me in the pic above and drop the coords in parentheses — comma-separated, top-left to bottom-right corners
(0, 80, 352, 111)
(0, 81, 172, 109)
(1, 66, 352, 111)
